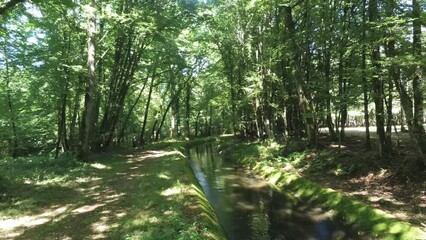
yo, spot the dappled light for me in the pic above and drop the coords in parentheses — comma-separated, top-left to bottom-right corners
(0, 206, 69, 238)
(160, 186, 182, 196)
(0, 147, 223, 239)
(131, 150, 183, 162)
(89, 163, 111, 170)
(2, 0, 426, 238)
(72, 204, 105, 214)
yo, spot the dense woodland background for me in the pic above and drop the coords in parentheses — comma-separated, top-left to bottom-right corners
(0, 0, 425, 168)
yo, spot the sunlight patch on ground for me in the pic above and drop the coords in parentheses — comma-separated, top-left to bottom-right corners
(0, 206, 68, 238)
(92, 215, 117, 233)
(90, 163, 111, 170)
(158, 172, 171, 180)
(75, 177, 102, 183)
(161, 186, 181, 196)
(103, 193, 126, 203)
(77, 185, 100, 193)
(72, 204, 105, 214)
(133, 150, 183, 162)
(116, 211, 126, 218)
(128, 173, 145, 178)
(23, 176, 69, 185)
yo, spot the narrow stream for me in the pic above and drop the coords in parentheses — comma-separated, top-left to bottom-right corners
(187, 143, 361, 240)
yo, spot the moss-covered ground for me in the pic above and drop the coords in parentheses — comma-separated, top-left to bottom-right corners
(0, 139, 224, 240)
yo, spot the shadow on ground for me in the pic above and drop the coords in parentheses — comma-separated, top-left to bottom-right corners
(0, 150, 208, 240)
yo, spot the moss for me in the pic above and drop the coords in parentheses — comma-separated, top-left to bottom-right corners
(221, 139, 426, 240)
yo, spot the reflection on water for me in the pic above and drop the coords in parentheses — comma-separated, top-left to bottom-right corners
(187, 143, 360, 240)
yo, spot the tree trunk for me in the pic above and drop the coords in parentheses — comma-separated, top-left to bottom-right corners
(79, 0, 97, 159)
(362, 0, 371, 149)
(69, 76, 83, 151)
(117, 78, 148, 143)
(384, 0, 398, 153)
(338, 3, 349, 141)
(284, 6, 316, 146)
(139, 72, 155, 145)
(150, 113, 158, 141)
(3, 45, 18, 157)
(195, 111, 201, 137)
(369, 0, 387, 158)
(55, 77, 68, 158)
(324, 47, 337, 141)
(55, 31, 71, 158)
(185, 82, 191, 138)
(338, 51, 348, 141)
(156, 95, 176, 141)
(411, 0, 426, 167)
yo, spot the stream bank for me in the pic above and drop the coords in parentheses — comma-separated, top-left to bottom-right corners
(187, 142, 362, 239)
(217, 137, 426, 240)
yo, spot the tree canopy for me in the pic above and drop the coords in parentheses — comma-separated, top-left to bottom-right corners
(0, 0, 425, 167)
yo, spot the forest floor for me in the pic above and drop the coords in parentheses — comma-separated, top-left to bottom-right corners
(278, 127, 426, 231)
(0, 144, 221, 240)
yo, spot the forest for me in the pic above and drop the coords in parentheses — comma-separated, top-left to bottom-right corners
(1, 0, 426, 166)
(1, 0, 425, 164)
(0, 0, 426, 239)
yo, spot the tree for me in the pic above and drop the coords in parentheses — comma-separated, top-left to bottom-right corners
(79, 0, 96, 158)
(0, 0, 25, 15)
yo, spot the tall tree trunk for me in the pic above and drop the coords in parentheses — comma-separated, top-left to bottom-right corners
(411, 0, 426, 167)
(139, 72, 155, 144)
(185, 82, 191, 138)
(55, 75, 68, 158)
(284, 6, 316, 145)
(392, 0, 426, 168)
(338, 51, 348, 141)
(338, 3, 349, 141)
(384, 0, 398, 153)
(117, 78, 148, 143)
(325, 47, 337, 141)
(195, 111, 201, 137)
(69, 75, 84, 151)
(150, 112, 159, 141)
(218, 43, 237, 134)
(369, 0, 387, 158)
(156, 93, 178, 141)
(55, 29, 71, 158)
(362, 0, 371, 149)
(3, 45, 18, 157)
(79, 0, 96, 159)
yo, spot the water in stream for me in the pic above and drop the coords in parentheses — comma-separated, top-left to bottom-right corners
(187, 143, 362, 240)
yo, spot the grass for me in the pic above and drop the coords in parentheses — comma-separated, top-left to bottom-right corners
(0, 141, 225, 239)
(219, 138, 426, 240)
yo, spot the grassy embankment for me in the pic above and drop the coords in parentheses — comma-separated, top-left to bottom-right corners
(218, 137, 426, 240)
(0, 137, 224, 240)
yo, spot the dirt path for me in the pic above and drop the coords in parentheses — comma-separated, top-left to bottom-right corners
(0, 150, 205, 239)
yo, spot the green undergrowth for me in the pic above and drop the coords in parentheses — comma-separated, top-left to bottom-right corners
(0, 138, 225, 239)
(219, 138, 426, 240)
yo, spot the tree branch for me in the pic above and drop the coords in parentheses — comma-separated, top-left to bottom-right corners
(0, 0, 26, 15)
